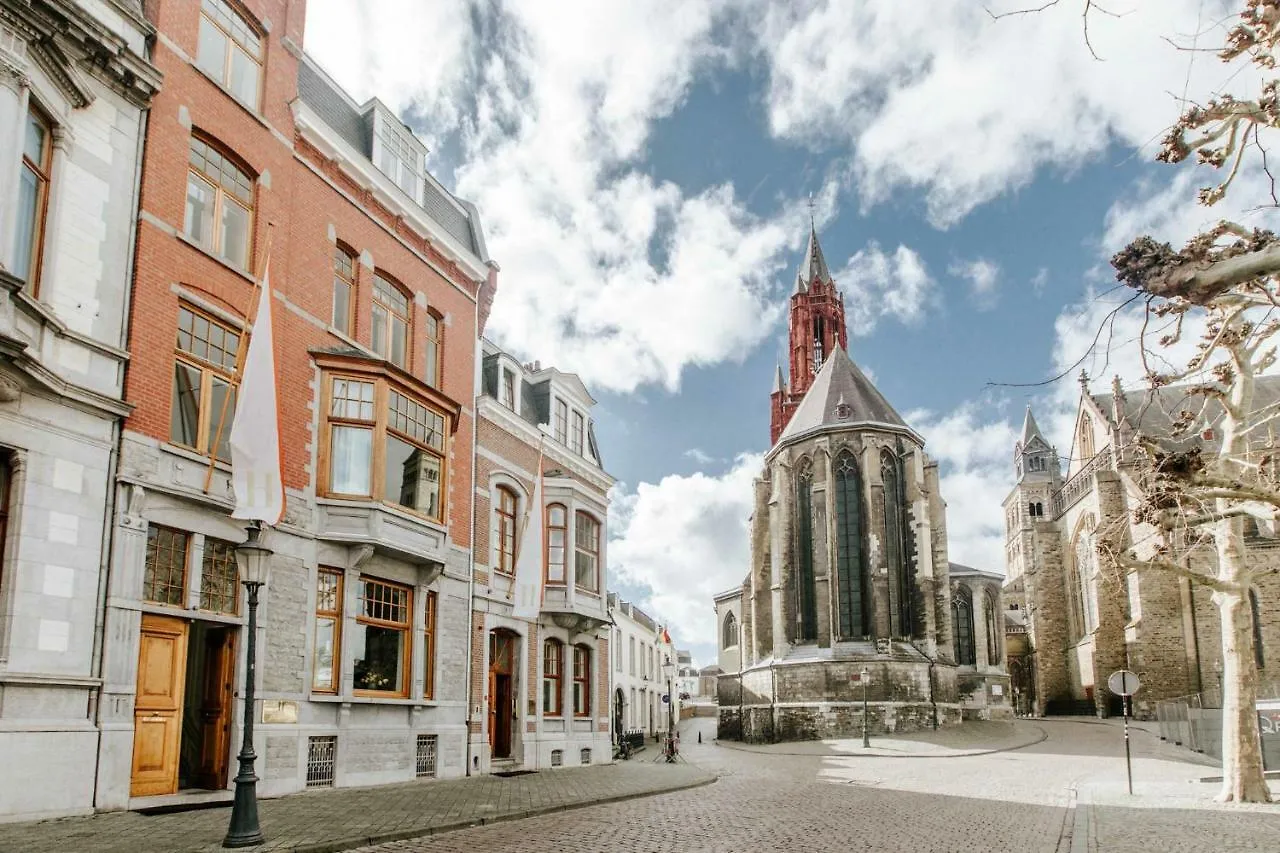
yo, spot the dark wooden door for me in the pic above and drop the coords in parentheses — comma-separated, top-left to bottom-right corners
(194, 627, 235, 789)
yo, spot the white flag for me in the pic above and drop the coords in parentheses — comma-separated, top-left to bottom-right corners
(229, 261, 284, 523)
(511, 448, 544, 620)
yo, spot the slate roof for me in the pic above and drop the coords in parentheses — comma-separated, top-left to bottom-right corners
(1021, 406, 1046, 447)
(776, 346, 913, 446)
(295, 55, 488, 262)
(948, 561, 1004, 582)
(796, 225, 834, 292)
(1092, 374, 1280, 453)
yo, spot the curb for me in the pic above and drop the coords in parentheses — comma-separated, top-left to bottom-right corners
(713, 724, 1049, 760)
(283, 773, 719, 853)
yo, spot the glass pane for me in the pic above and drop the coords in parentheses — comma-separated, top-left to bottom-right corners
(209, 376, 236, 461)
(229, 45, 260, 109)
(196, 16, 227, 81)
(329, 426, 372, 494)
(313, 617, 336, 691)
(384, 435, 440, 519)
(170, 362, 202, 448)
(23, 111, 47, 163)
(371, 304, 387, 358)
(332, 279, 352, 335)
(424, 341, 438, 387)
(199, 537, 239, 614)
(331, 378, 375, 421)
(220, 197, 251, 269)
(353, 624, 405, 693)
(13, 166, 39, 282)
(144, 526, 189, 606)
(390, 316, 407, 368)
(185, 174, 216, 250)
(575, 552, 596, 591)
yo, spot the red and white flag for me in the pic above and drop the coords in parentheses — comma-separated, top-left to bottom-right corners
(229, 260, 284, 523)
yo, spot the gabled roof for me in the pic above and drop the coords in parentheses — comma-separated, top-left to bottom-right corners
(1093, 375, 1280, 454)
(949, 561, 1004, 582)
(1021, 405, 1046, 447)
(775, 347, 914, 447)
(796, 225, 834, 292)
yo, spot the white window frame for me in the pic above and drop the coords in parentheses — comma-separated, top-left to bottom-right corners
(372, 110, 424, 202)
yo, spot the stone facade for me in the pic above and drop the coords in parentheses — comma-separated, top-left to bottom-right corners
(719, 227, 997, 744)
(949, 564, 1012, 720)
(1003, 382, 1280, 720)
(469, 341, 614, 773)
(0, 0, 159, 822)
(608, 595, 675, 740)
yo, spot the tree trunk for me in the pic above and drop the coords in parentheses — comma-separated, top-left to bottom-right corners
(1212, 518, 1272, 803)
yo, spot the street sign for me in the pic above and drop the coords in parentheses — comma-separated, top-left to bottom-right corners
(1108, 670, 1141, 697)
(661, 693, 670, 704)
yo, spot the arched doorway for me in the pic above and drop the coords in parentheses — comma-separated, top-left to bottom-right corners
(613, 687, 625, 744)
(488, 629, 518, 760)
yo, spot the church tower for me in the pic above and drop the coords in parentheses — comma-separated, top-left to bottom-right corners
(1003, 406, 1060, 583)
(770, 223, 849, 444)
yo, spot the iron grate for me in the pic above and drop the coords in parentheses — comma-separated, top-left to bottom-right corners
(307, 735, 337, 788)
(550, 749, 563, 767)
(415, 734, 438, 778)
(580, 748, 591, 765)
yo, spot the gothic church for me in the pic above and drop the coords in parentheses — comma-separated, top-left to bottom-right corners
(717, 226, 1008, 742)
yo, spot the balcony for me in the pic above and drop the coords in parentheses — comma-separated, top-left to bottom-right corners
(1050, 447, 1113, 518)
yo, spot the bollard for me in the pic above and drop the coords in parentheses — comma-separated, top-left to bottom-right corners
(698, 731, 702, 743)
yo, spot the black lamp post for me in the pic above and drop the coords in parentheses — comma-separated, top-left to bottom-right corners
(662, 656, 676, 762)
(860, 666, 871, 749)
(224, 521, 272, 848)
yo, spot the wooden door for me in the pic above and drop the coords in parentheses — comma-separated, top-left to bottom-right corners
(488, 630, 516, 759)
(194, 627, 235, 790)
(131, 615, 188, 797)
(493, 675, 513, 758)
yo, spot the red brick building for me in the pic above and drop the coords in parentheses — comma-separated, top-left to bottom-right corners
(469, 340, 614, 772)
(98, 0, 496, 807)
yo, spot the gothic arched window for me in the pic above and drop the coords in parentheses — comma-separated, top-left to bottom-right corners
(1069, 516, 1099, 639)
(984, 590, 1001, 665)
(795, 459, 818, 641)
(722, 611, 739, 650)
(834, 451, 867, 638)
(953, 586, 976, 666)
(881, 449, 914, 637)
(1078, 414, 1095, 460)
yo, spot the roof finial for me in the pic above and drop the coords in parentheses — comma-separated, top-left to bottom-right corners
(1078, 368, 1090, 392)
(807, 192, 816, 228)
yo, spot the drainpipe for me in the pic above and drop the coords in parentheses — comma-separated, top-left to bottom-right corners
(90, 100, 150, 807)
(463, 318, 481, 776)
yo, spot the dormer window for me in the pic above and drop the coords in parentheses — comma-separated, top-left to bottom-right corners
(373, 110, 424, 201)
(571, 411, 584, 455)
(499, 368, 515, 410)
(554, 398, 568, 444)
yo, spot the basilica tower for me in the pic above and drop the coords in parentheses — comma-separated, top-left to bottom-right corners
(770, 224, 849, 444)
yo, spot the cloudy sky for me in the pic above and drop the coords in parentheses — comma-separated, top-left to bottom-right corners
(305, 0, 1279, 667)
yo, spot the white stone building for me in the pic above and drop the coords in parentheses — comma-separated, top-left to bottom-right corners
(0, 0, 159, 821)
(607, 594, 676, 741)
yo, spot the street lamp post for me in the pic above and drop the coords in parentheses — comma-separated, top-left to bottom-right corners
(662, 656, 676, 763)
(224, 521, 272, 848)
(860, 666, 871, 749)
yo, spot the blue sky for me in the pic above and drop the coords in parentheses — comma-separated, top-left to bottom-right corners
(306, 0, 1278, 667)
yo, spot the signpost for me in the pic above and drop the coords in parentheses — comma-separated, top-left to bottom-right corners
(1107, 670, 1141, 795)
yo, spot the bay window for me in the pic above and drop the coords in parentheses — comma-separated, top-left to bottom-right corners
(575, 511, 600, 594)
(312, 569, 342, 693)
(185, 136, 254, 269)
(543, 639, 563, 716)
(354, 576, 412, 697)
(545, 504, 567, 584)
(322, 370, 449, 524)
(372, 273, 410, 369)
(195, 0, 263, 110)
(495, 486, 517, 574)
(14, 104, 52, 292)
(171, 305, 240, 461)
(573, 645, 591, 717)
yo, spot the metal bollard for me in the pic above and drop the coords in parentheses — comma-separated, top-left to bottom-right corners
(698, 731, 702, 743)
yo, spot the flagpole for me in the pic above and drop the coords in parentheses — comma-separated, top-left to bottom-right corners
(203, 225, 275, 495)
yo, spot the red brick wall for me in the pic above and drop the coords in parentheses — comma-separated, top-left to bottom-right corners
(129, 0, 479, 546)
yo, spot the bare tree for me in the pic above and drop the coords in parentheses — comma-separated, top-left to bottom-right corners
(1096, 0, 1280, 804)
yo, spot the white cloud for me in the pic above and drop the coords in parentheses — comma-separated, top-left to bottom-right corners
(948, 257, 1001, 311)
(1031, 267, 1049, 296)
(608, 453, 761, 656)
(684, 448, 715, 465)
(836, 242, 938, 335)
(748, 0, 1251, 227)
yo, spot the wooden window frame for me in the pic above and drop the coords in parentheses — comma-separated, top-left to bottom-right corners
(545, 503, 567, 585)
(424, 310, 442, 388)
(495, 486, 518, 575)
(319, 368, 450, 525)
(500, 369, 515, 410)
(0, 454, 12, 598)
(571, 411, 584, 455)
(574, 511, 600, 595)
(172, 304, 242, 461)
(332, 244, 356, 337)
(353, 576, 413, 698)
(424, 589, 438, 699)
(312, 568, 343, 694)
(196, 0, 265, 110)
(553, 399, 568, 444)
(543, 638, 564, 717)
(16, 102, 53, 295)
(199, 536, 240, 615)
(185, 135, 255, 270)
(143, 524, 191, 607)
(371, 272, 411, 370)
(573, 644, 591, 717)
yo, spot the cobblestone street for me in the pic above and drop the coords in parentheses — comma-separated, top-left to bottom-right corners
(357, 717, 1280, 853)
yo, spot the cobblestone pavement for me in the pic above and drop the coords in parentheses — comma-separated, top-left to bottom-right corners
(0, 759, 712, 853)
(354, 716, 1280, 853)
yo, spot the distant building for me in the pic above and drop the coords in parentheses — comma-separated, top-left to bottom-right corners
(675, 649, 698, 699)
(698, 665, 724, 700)
(714, 586, 743, 676)
(948, 563, 1012, 720)
(608, 595, 675, 739)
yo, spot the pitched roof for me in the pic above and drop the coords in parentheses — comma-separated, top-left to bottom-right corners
(1093, 375, 1280, 453)
(796, 225, 834, 292)
(776, 347, 913, 446)
(949, 561, 1004, 582)
(1021, 406, 1046, 446)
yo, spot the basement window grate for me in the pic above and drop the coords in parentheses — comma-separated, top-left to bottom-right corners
(550, 749, 563, 767)
(416, 734, 438, 778)
(580, 748, 591, 765)
(306, 736, 337, 788)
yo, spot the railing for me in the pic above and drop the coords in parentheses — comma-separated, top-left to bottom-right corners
(1051, 447, 1113, 517)
(1154, 693, 1280, 771)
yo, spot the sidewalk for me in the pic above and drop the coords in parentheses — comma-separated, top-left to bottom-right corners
(0, 760, 715, 853)
(715, 718, 1048, 758)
